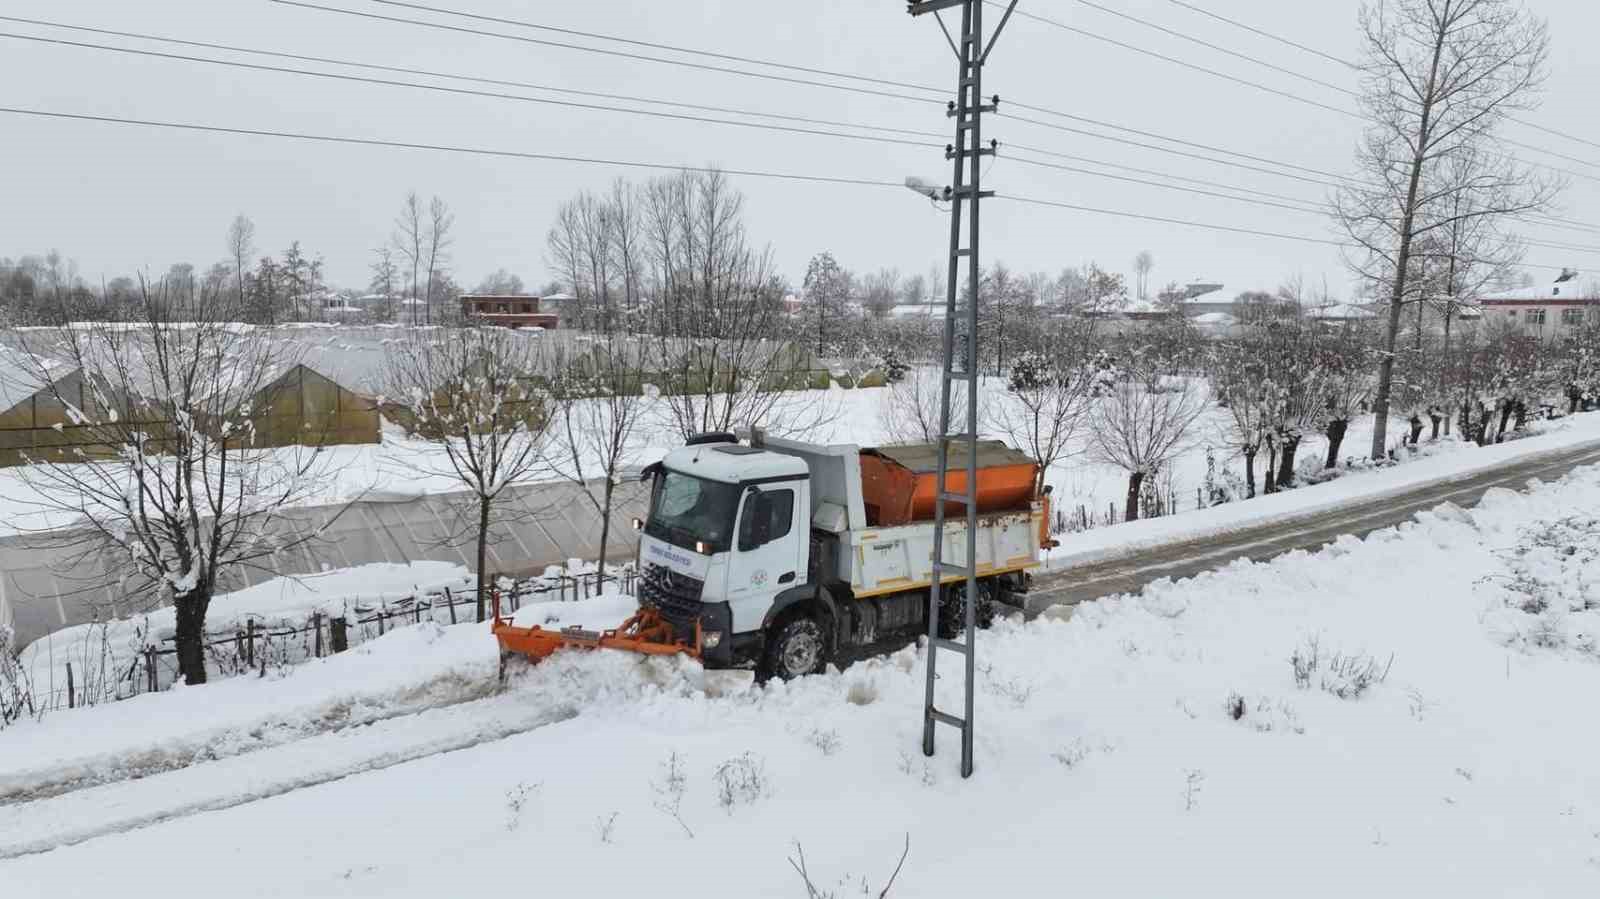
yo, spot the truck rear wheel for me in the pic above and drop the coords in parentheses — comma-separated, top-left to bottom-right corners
(759, 616, 828, 682)
(935, 581, 996, 639)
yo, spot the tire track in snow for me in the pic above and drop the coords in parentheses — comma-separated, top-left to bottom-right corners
(0, 692, 574, 859)
(0, 669, 499, 806)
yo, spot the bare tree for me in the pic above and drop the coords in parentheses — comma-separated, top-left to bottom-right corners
(369, 246, 400, 315)
(861, 268, 900, 319)
(384, 327, 551, 621)
(546, 334, 647, 583)
(1334, 0, 1556, 459)
(1133, 250, 1154, 304)
(226, 214, 255, 308)
(1090, 373, 1208, 521)
(423, 196, 455, 326)
(7, 279, 337, 684)
(986, 321, 1097, 495)
(880, 365, 964, 444)
(642, 170, 832, 439)
(392, 192, 425, 326)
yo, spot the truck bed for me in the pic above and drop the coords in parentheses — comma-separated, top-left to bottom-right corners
(836, 503, 1046, 598)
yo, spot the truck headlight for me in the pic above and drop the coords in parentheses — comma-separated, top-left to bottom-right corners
(695, 540, 709, 554)
(702, 631, 723, 649)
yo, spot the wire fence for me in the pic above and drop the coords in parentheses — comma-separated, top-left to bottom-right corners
(10, 566, 639, 719)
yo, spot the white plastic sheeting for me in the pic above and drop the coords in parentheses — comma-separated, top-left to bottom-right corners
(0, 478, 648, 649)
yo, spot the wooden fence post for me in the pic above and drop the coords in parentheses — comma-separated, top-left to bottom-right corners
(245, 619, 256, 668)
(445, 587, 458, 625)
(330, 617, 349, 653)
(145, 647, 158, 693)
(414, 598, 422, 625)
(377, 606, 386, 636)
(66, 662, 75, 709)
(313, 612, 324, 658)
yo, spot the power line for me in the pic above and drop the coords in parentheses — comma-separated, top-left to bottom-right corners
(3, 102, 1586, 273)
(999, 192, 1592, 273)
(1063, 0, 1357, 98)
(276, 0, 1600, 206)
(998, 193, 1348, 247)
(1158, 0, 1355, 70)
(997, 1, 1600, 183)
(993, 1, 1358, 119)
(1004, 153, 1327, 216)
(0, 30, 943, 151)
(0, 13, 948, 140)
(271, 0, 943, 106)
(0, 105, 904, 189)
(1156, 0, 1600, 156)
(359, 0, 947, 96)
(1004, 142, 1326, 206)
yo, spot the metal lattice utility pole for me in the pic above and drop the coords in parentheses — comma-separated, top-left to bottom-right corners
(907, 0, 1016, 779)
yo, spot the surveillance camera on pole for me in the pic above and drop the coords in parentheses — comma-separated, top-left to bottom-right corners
(904, 176, 950, 202)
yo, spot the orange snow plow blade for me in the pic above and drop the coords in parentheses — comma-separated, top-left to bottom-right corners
(490, 591, 702, 663)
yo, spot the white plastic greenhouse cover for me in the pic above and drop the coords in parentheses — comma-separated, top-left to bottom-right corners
(0, 478, 648, 650)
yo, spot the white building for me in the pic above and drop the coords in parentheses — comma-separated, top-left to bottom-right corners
(1474, 270, 1598, 338)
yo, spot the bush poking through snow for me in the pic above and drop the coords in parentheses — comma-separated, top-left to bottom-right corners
(807, 728, 842, 757)
(1320, 651, 1394, 700)
(504, 781, 538, 831)
(713, 752, 770, 813)
(1290, 637, 1393, 699)
(789, 833, 910, 899)
(1225, 693, 1247, 721)
(1182, 770, 1205, 812)
(651, 752, 693, 838)
(596, 812, 619, 844)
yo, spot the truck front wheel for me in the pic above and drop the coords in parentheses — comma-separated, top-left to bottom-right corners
(759, 616, 828, 682)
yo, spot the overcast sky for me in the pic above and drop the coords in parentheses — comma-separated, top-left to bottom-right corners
(1, 0, 1596, 299)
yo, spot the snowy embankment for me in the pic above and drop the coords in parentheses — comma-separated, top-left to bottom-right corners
(1047, 408, 1600, 569)
(5, 463, 1600, 893)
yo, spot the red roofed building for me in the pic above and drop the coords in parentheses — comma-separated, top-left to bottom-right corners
(459, 295, 560, 329)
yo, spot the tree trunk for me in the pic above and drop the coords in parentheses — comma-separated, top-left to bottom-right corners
(1324, 419, 1348, 469)
(1243, 447, 1257, 498)
(1513, 400, 1527, 431)
(1124, 470, 1145, 523)
(596, 478, 616, 591)
(1276, 435, 1301, 488)
(1408, 415, 1424, 445)
(1429, 411, 1442, 440)
(173, 591, 212, 686)
(476, 496, 492, 622)
(1498, 402, 1515, 441)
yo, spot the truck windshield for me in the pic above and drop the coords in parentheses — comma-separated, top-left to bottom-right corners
(644, 470, 743, 554)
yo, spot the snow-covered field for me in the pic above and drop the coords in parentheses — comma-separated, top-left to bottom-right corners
(5, 455, 1600, 894)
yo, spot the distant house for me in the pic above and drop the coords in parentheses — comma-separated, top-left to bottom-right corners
(538, 292, 578, 326)
(1473, 270, 1598, 338)
(459, 294, 559, 330)
(887, 302, 946, 321)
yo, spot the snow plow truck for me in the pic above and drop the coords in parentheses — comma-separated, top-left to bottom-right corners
(492, 431, 1055, 680)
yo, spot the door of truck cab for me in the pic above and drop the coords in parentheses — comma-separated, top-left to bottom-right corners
(727, 480, 807, 633)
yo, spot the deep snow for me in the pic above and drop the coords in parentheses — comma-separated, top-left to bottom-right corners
(4, 459, 1600, 895)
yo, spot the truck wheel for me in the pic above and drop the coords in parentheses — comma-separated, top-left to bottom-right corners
(935, 583, 995, 639)
(760, 616, 828, 682)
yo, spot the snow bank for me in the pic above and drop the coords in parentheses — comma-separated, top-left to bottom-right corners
(0, 618, 497, 803)
(6, 461, 1600, 894)
(1047, 409, 1600, 569)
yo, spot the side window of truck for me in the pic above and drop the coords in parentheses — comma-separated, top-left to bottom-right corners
(766, 489, 794, 541)
(741, 488, 795, 549)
